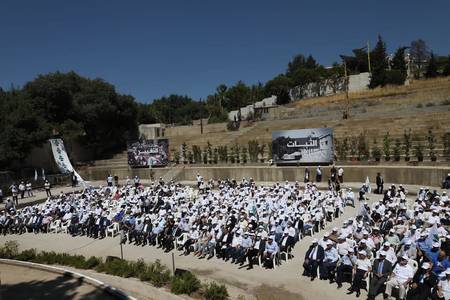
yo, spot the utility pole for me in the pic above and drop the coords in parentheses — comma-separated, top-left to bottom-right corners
(367, 41, 372, 73)
(344, 59, 349, 119)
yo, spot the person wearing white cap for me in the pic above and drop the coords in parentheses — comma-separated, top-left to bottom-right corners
(398, 239, 417, 261)
(335, 248, 355, 289)
(436, 268, 450, 300)
(319, 241, 338, 281)
(347, 250, 371, 297)
(303, 239, 324, 281)
(262, 235, 278, 268)
(385, 255, 414, 300)
(406, 261, 437, 300)
(368, 250, 392, 300)
(376, 242, 397, 265)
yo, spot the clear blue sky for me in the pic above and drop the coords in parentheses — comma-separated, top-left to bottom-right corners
(1, 0, 449, 102)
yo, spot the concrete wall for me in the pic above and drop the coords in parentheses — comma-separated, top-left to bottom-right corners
(79, 165, 449, 188)
(165, 123, 227, 137)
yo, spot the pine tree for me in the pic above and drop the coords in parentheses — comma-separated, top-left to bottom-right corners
(425, 52, 439, 78)
(442, 55, 450, 77)
(369, 35, 388, 88)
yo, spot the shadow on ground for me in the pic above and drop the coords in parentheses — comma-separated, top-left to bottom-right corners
(0, 274, 116, 300)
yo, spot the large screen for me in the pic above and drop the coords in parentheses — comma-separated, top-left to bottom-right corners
(272, 128, 333, 165)
(127, 139, 169, 167)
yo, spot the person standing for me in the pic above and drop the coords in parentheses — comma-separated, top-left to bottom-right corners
(26, 181, 33, 197)
(330, 165, 337, 183)
(376, 172, 384, 194)
(0, 188, 3, 203)
(71, 172, 78, 187)
(134, 175, 140, 188)
(18, 181, 25, 199)
(10, 183, 18, 206)
(338, 167, 344, 183)
(304, 168, 310, 183)
(316, 166, 322, 182)
(44, 180, 51, 197)
(107, 174, 113, 187)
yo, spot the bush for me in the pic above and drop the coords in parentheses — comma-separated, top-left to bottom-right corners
(425, 102, 435, 107)
(14, 248, 37, 261)
(416, 103, 423, 108)
(139, 259, 171, 287)
(85, 256, 103, 269)
(0, 241, 20, 259)
(171, 271, 201, 295)
(204, 282, 229, 300)
(441, 99, 450, 106)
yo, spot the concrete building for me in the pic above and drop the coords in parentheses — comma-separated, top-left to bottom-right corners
(138, 124, 166, 139)
(228, 95, 278, 121)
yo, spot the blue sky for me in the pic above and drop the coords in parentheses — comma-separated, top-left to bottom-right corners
(1, 0, 449, 102)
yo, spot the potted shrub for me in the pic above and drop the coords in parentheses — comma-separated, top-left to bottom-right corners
(393, 139, 401, 161)
(258, 143, 266, 163)
(241, 147, 248, 164)
(187, 151, 193, 164)
(371, 139, 382, 162)
(357, 132, 369, 161)
(427, 129, 437, 161)
(383, 131, 391, 161)
(267, 142, 273, 162)
(414, 142, 424, 162)
(174, 151, 180, 164)
(403, 128, 412, 161)
(248, 140, 259, 163)
(181, 142, 187, 164)
(202, 149, 208, 164)
(350, 136, 358, 161)
(213, 148, 219, 164)
(443, 133, 450, 160)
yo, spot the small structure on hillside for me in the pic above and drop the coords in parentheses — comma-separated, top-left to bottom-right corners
(138, 123, 166, 139)
(228, 95, 278, 121)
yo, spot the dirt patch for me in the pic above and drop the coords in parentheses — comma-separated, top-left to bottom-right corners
(253, 284, 304, 300)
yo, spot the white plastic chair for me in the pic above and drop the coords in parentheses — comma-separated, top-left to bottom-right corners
(49, 220, 61, 233)
(280, 246, 293, 261)
(60, 220, 69, 234)
(106, 223, 120, 237)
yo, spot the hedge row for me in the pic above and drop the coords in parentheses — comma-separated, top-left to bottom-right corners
(0, 241, 229, 300)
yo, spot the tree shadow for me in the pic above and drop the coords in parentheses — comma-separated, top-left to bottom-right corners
(0, 273, 117, 300)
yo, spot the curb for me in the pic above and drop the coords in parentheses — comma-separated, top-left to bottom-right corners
(0, 258, 137, 300)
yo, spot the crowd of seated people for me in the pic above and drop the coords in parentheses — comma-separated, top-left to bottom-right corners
(303, 184, 450, 299)
(0, 176, 349, 270)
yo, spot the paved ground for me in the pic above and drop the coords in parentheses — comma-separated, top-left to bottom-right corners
(0, 181, 446, 299)
(0, 264, 115, 300)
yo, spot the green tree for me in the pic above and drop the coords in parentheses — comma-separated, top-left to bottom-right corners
(393, 138, 402, 161)
(425, 52, 439, 78)
(264, 75, 293, 105)
(369, 36, 388, 88)
(410, 39, 430, 79)
(387, 47, 408, 85)
(443, 56, 450, 77)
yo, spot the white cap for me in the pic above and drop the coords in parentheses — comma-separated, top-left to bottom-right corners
(433, 241, 441, 248)
(312, 239, 318, 244)
(379, 250, 387, 256)
(358, 250, 367, 256)
(401, 255, 409, 261)
(422, 262, 431, 269)
(384, 242, 391, 247)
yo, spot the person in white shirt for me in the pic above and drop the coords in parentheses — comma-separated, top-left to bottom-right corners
(338, 167, 344, 183)
(348, 250, 372, 297)
(385, 255, 414, 299)
(437, 268, 450, 300)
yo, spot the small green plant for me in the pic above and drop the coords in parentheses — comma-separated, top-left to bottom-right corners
(213, 148, 219, 164)
(248, 140, 259, 163)
(393, 138, 401, 161)
(416, 103, 423, 108)
(427, 129, 437, 161)
(371, 139, 382, 161)
(267, 142, 273, 161)
(202, 149, 208, 164)
(181, 142, 187, 163)
(171, 272, 201, 295)
(441, 99, 450, 106)
(258, 143, 266, 162)
(207, 141, 213, 164)
(425, 102, 435, 107)
(174, 151, 180, 164)
(241, 147, 248, 164)
(383, 131, 391, 161)
(350, 136, 358, 160)
(357, 132, 369, 161)
(443, 133, 450, 158)
(414, 141, 424, 162)
(204, 282, 229, 300)
(403, 128, 412, 161)
(192, 145, 202, 163)
(0, 240, 19, 258)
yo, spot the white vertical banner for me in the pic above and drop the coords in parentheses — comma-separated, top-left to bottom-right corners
(49, 139, 84, 183)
